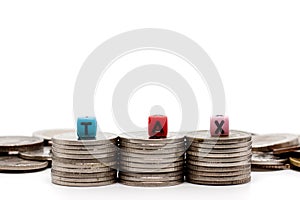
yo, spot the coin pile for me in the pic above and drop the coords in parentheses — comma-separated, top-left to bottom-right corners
(119, 132, 185, 187)
(185, 130, 252, 185)
(252, 133, 299, 170)
(51, 132, 118, 187)
(0, 136, 49, 172)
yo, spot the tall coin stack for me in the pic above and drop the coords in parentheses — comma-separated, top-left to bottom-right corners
(185, 130, 252, 185)
(51, 132, 118, 187)
(119, 132, 185, 187)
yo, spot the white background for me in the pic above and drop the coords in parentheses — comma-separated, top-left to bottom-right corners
(0, 1, 300, 200)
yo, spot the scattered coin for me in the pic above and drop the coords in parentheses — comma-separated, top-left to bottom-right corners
(33, 129, 74, 145)
(0, 136, 44, 153)
(252, 133, 299, 152)
(19, 146, 52, 161)
(0, 156, 48, 171)
(251, 153, 288, 165)
(289, 157, 300, 168)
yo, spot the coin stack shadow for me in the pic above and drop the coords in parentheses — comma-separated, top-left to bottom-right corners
(118, 132, 185, 187)
(51, 132, 118, 187)
(185, 130, 252, 185)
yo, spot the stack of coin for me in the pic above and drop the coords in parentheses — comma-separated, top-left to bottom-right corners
(0, 136, 49, 172)
(185, 130, 252, 185)
(51, 132, 118, 187)
(252, 133, 299, 170)
(119, 132, 185, 187)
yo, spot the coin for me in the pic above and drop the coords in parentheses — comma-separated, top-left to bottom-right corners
(120, 160, 183, 169)
(187, 154, 252, 163)
(120, 147, 184, 154)
(33, 129, 74, 145)
(119, 179, 183, 187)
(251, 153, 288, 165)
(186, 130, 252, 144)
(120, 151, 184, 159)
(52, 143, 117, 150)
(0, 156, 48, 171)
(52, 174, 116, 183)
(119, 131, 184, 144)
(187, 160, 251, 167)
(52, 151, 116, 160)
(251, 163, 290, 170)
(252, 133, 299, 152)
(120, 155, 184, 164)
(186, 146, 251, 154)
(119, 174, 183, 182)
(52, 132, 118, 146)
(120, 141, 185, 148)
(289, 157, 300, 168)
(52, 179, 116, 187)
(51, 169, 116, 178)
(52, 157, 116, 164)
(187, 169, 251, 177)
(52, 165, 114, 173)
(0, 136, 44, 153)
(120, 171, 183, 178)
(51, 146, 117, 155)
(186, 164, 251, 172)
(186, 149, 252, 158)
(187, 177, 251, 185)
(120, 142, 185, 150)
(186, 174, 250, 182)
(189, 140, 252, 149)
(53, 160, 117, 169)
(120, 165, 183, 173)
(19, 146, 52, 161)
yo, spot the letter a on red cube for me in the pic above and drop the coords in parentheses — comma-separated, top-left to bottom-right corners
(148, 115, 168, 139)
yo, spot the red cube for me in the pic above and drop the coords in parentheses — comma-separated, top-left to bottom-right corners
(210, 115, 229, 137)
(148, 115, 168, 139)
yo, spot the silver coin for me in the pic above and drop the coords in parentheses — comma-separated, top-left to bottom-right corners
(252, 133, 299, 152)
(119, 147, 184, 154)
(190, 140, 252, 149)
(120, 160, 183, 169)
(120, 151, 184, 158)
(52, 160, 117, 169)
(52, 174, 116, 183)
(52, 179, 116, 187)
(52, 143, 117, 150)
(187, 173, 251, 182)
(0, 136, 44, 153)
(51, 169, 116, 178)
(120, 171, 183, 178)
(52, 151, 116, 160)
(0, 156, 48, 171)
(33, 129, 74, 142)
(186, 130, 252, 144)
(120, 141, 185, 150)
(251, 153, 288, 165)
(186, 163, 251, 172)
(19, 146, 52, 161)
(119, 174, 183, 182)
(186, 149, 252, 158)
(187, 169, 251, 177)
(119, 179, 183, 187)
(52, 146, 117, 155)
(119, 131, 184, 144)
(186, 145, 251, 154)
(52, 156, 116, 164)
(120, 155, 184, 164)
(187, 177, 251, 185)
(120, 165, 183, 173)
(251, 163, 290, 170)
(52, 132, 118, 146)
(52, 165, 114, 173)
(187, 160, 251, 167)
(187, 155, 252, 163)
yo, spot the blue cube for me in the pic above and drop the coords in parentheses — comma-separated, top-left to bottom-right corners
(77, 116, 97, 139)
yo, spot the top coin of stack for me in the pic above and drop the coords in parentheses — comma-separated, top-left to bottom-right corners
(119, 131, 185, 187)
(51, 132, 118, 187)
(185, 130, 252, 185)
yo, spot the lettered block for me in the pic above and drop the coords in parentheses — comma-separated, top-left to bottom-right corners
(148, 115, 168, 139)
(77, 116, 97, 139)
(210, 115, 229, 137)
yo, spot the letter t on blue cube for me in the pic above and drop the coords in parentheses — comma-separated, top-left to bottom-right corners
(77, 116, 97, 139)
